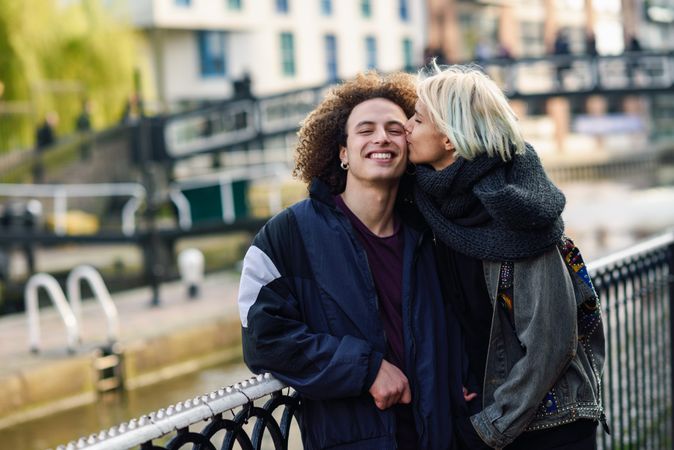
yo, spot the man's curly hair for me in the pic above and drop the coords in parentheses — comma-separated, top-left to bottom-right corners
(293, 71, 417, 194)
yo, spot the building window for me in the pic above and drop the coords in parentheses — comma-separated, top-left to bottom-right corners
(325, 34, 338, 81)
(320, 0, 332, 15)
(399, 0, 409, 21)
(365, 36, 377, 69)
(402, 38, 413, 71)
(280, 32, 296, 76)
(361, 0, 372, 17)
(276, 0, 289, 13)
(520, 21, 545, 57)
(228, 0, 242, 9)
(175, 0, 191, 6)
(197, 31, 227, 77)
(459, 12, 498, 61)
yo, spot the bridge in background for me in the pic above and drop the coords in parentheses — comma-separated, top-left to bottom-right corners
(2, 50, 671, 177)
(150, 50, 674, 166)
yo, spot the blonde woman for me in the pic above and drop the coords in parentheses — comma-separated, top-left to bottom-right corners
(404, 63, 606, 449)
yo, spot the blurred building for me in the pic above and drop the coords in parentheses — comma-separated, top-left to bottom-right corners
(426, 0, 602, 62)
(119, 0, 673, 150)
(426, 0, 672, 62)
(124, 0, 426, 110)
(426, 0, 673, 153)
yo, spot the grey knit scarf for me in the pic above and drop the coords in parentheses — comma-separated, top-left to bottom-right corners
(414, 144, 566, 261)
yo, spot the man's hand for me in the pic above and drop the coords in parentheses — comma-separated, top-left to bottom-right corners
(368, 359, 412, 410)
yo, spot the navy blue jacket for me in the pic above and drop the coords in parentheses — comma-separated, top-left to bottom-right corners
(238, 180, 463, 449)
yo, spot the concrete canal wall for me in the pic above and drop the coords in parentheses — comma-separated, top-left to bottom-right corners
(0, 271, 243, 430)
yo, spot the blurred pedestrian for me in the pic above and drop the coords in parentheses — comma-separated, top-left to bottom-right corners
(232, 72, 253, 99)
(585, 31, 598, 57)
(120, 94, 142, 124)
(75, 99, 93, 159)
(35, 112, 58, 150)
(474, 39, 491, 63)
(625, 34, 642, 83)
(496, 43, 513, 60)
(76, 99, 92, 133)
(552, 29, 571, 88)
(626, 34, 642, 52)
(553, 29, 571, 55)
(33, 112, 58, 182)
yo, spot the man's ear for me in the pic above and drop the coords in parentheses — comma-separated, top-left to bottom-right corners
(444, 137, 454, 151)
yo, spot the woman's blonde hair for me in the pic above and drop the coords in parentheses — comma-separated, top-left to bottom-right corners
(417, 62, 525, 161)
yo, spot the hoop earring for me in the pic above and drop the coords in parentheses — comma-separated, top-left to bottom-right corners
(405, 163, 417, 175)
(340, 161, 349, 170)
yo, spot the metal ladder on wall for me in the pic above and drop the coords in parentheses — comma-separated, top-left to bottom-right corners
(25, 273, 80, 354)
(25, 265, 123, 392)
(67, 265, 123, 392)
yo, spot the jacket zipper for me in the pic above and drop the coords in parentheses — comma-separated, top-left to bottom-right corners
(408, 230, 426, 445)
(334, 204, 387, 347)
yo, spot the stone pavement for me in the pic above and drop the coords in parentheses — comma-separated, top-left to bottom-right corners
(0, 269, 245, 428)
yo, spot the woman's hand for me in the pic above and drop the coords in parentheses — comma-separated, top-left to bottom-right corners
(463, 386, 477, 402)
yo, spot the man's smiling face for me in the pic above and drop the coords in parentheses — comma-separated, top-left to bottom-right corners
(340, 97, 408, 187)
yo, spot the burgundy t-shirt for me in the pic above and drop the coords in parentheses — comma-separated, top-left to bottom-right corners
(335, 196, 418, 450)
(335, 195, 405, 368)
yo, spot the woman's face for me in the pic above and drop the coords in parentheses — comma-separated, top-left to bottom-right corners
(404, 100, 456, 170)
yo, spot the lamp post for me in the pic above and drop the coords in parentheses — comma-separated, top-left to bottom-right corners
(134, 68, 162, 307)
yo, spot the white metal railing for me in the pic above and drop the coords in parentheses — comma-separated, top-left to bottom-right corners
(168, 188, 192, 230)
(66, 265, 119, 345)
(25, 273, 80, 354)
(0, 183, 146, 236)
(54, 373, 287, 450)
(483, 53, 674, 96)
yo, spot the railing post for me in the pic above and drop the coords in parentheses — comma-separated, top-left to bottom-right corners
(53, 188, 68, 236)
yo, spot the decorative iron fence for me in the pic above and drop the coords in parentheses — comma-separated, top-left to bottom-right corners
(54, 373, 301, 450)
(54, 231, 674, 450)
(589, 231, 674, 450)
(545, 152, 659, 185)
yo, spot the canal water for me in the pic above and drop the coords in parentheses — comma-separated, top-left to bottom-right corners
(3, 362, 255, 450)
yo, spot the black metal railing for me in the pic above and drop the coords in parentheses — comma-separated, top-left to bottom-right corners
(480, 51, 674, 99)
(545, 151, 659, 184)
(54, 231, 674, 450)
(147, 51, 674, 163)
(589, 231, 674, 449)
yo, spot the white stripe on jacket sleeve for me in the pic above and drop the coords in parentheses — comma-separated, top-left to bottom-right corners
(237, 245, 282, 328)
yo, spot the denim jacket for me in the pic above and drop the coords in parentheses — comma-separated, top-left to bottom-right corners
(470, 247, 606, 449)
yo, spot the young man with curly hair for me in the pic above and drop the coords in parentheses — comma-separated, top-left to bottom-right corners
(237, 72, 464, 449)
